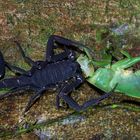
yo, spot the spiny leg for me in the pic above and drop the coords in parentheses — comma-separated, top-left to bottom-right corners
(112, 56, 140, 70)
(0, 51, 6, 79)
(0, 50, 29, 78)
(0, 88, 21, 99)
(5, 60, 38, 77)
(24, 89, 45, 113)
(56, 83, 70, 109)
(5, 62, 27, 75)
(62, 91, 112, 111)
(58, 75, 112, 111)
(0, 85, 36, 99)
(56, 93, 60, 109)
(14, 41, 41, 69)
(57, 74, 84, 110)
(5, 61, 40, 77)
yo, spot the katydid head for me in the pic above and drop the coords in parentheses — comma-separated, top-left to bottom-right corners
(77, 54, 94, 78)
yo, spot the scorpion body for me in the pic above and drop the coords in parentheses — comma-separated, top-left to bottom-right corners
(0, 35, 111, 112)
(0, 60, 79, 90)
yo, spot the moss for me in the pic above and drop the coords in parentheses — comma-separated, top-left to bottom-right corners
(0, 0, 140, 139)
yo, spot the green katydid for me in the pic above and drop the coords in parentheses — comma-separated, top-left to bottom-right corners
(77, 48, 140, 98)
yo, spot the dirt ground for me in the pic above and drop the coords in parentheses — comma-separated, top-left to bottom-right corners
(0, 0, 140, 139)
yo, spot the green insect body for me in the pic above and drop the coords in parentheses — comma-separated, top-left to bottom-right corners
(77, 49, 140, 98)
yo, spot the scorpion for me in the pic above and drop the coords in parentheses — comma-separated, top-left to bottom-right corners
(0, 35, 111, 113)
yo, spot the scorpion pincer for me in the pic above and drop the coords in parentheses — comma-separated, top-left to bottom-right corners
(0, 35, 111, 113)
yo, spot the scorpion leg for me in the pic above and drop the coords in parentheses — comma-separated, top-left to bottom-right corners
(5, 62, 27, 75)
(0, 85, 36, 99)
(56, 93, 60, 109)
(24, 89, 45, 113)
(62, 92, 111, 111)
(0, 50, 29, 77)
(0, 48, 32, 77)
(0, 51, 5, 79)
(5, 61, 36, 77)
(46, 35, 76, 62)
(14, 41, 41, 69)
(58, 75, 112, 111)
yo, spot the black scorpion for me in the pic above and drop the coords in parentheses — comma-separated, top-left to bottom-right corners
(0, 35, 111, 112)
